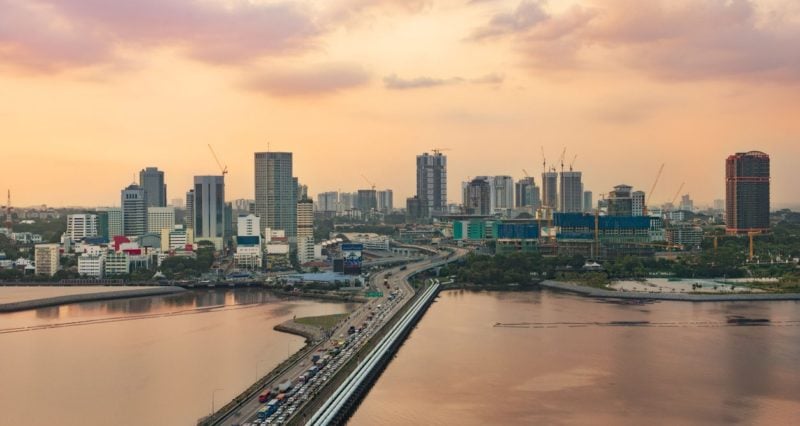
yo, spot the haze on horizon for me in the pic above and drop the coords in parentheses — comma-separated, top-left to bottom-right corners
(1, 0, 799, 208)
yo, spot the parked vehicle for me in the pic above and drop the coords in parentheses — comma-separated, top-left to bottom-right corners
(258, 389, 272, 403)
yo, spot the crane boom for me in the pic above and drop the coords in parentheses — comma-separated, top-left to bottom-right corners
(646, 163, 665, 206)
(569, 154, 578, 171)
(361, 174, 376, 190)
(670, 182, 685, 208)
(540, 146, 546, 173)
(208, 144, 228, 176)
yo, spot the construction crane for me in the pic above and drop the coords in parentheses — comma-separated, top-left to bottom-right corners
(207, 144, 228, 177)
(670, 182, 685, 210)
(569, 154, 578, 171)
(3, 189, 11, 230)
(361, 174, 376, 191)
(559, 147, 567, 173)
(522, 169, 531, 179)
(431, 148, 451, 155)
(644, 163, 665, 216)
(540, 146, 547, 173)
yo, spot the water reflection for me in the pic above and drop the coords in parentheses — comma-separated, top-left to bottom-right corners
(0, 289, 356, 426)
(352, 290, 800, 426)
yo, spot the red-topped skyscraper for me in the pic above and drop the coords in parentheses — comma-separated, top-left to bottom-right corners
(725, 151, 770, 235)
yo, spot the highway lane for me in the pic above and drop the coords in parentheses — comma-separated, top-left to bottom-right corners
(215, 248, 456, 426)
(221, 246, 467, 426)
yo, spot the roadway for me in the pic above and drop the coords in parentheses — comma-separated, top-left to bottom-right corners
(214, 247, 464, 426)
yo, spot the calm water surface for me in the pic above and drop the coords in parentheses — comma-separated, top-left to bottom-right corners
(352, 290, 800, 425)
(0, 289, 356, 426)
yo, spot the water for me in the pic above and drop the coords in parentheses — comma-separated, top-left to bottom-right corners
(0, 289, 356, 426)
(352, 290, 800, 425)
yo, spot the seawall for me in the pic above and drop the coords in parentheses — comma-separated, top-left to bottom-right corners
(0, 286, 187, 313)
(540, 280, 800, 302)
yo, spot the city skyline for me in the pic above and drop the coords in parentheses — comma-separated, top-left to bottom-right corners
(1, 1, 799, 208)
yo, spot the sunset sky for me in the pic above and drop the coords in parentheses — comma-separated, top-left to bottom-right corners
(1, 0, 799, 208)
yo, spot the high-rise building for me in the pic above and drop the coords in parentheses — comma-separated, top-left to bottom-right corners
(193, 176, 226, 248)
(583, 191, 593, 213)
(339, 192, 357, 211)
(377, 190, 394, 213)
(66, 214, 98, 241)
(416, 152, 447, 217)
(559, 171, 583, 213)
(632, 190, 646, 216)
(254, 152, 297, 239)
(713, 199, 725, 212)
(139, 167, 167, 208)
(318, 192, 339, 213)
(726, 151, 770, 235)
(680, 194, 694, 212)
(608, 185, 633, 216)
(465, 177, 491, 215)
(35, 243, 60, 276)
(491, 176, 514, 214)
(357, 190, 378, 213)
(147, 207, 175, 234)
(541, 171, 558, 211)
(97, 208, 122, 239)
(406, 196, 424, 220)
(121, 184, 147, 237)
(515, 177, 541, 209)
(170, 198, 184, 209)
(297, 183, 308, 202)
(297, 199, 315, 264)
(185, 190, 195, 232)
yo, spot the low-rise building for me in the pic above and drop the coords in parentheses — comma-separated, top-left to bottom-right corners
(105, 252, 130, 276)
(77, 254, 105, 278)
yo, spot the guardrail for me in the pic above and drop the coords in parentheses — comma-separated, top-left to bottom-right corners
(307, 282, 441, 425)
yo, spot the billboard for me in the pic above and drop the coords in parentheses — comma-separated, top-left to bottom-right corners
(341, 243, 364, 275)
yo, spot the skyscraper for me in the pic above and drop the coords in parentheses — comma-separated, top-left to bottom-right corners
(357, 189, 378, 213)
(139, 167, 167, 208)
(559, 171, 583, 213)
(318, 192, 339, 213)
(147, 207, 175, 234)
(193, 176, 225, 248)
(185, 190, 195, 232)
(541, 171, 558, 211)
(465, 177, 491, 215)
(377, 190, 394, 213)
(726, 151, 770, 235)
(255, 152, 296, 239)
(608, 185, 633, 216)
(491, 176, 514, 214)
(297, 199, 315, 264)
(515, 177, 541, 209)
(121, 184, 147, 237)
(416, 152, 447, 217)
(583, 191, 593, 213)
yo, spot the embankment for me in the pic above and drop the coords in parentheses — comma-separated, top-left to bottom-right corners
(540, 280, 800, 302)
(0, 286, 187, 313)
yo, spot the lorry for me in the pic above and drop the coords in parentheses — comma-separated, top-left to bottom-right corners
(278, 380, 293, 393)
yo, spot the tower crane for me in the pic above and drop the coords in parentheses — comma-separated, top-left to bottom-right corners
(361, 174, 376, 191)
(670, 182, 685, 210)
(431, 148, 451, 155)
(540, 146, 547, 174)
(559, 147, 567, 173)
(644, 163, 665, 216)
(208, 144, 228, 177)
(569, 154, 578, 171)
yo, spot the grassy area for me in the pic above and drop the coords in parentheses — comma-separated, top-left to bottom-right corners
(294, 313, 349, 331)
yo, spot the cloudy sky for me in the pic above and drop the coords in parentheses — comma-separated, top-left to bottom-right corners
(1, 0, 799, 208)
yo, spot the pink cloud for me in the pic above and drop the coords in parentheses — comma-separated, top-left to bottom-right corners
(472, 0, 800, 81)
(241, 63, 371, 97)
(0, 0, 320, 72)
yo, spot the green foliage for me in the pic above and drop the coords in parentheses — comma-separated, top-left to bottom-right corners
(0, 234, 20, 259)
(13, 218, 67, 243)
(159, 255, 210, 279)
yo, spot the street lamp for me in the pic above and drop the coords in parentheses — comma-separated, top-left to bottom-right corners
(211, 388, 224, 415)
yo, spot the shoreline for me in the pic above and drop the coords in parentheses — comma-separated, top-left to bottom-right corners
(540, 280, 800, 302)
(0, 286, 187, 313)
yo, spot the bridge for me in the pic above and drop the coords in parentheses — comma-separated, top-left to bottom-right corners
(305, 280, 442, 425)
